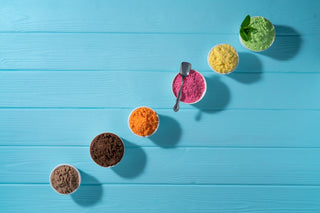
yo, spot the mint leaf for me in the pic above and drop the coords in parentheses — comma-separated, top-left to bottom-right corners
(240, 29, 249, 41)
(240, 15, 251, 41)
(244, 27, 251, 34)
(241, 15, 250, 28)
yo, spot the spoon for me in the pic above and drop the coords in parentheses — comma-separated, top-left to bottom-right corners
(173, 62, 191, 112)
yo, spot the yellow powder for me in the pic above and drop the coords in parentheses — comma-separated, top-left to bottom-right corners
(208, 44, 239, 74)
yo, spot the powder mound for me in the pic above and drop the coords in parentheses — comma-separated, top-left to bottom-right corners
(172, 70, 206, 103)
(208, 44, 238, 74)
(241, 16, 275, 51)
(129, 107, 159, 137)
(90, 133, 124, 167)
(50, 165, 80, 194)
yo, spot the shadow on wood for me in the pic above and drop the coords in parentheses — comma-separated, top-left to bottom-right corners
(149, 114, 182, 148)
(228, 52, 263, 84)
(193, 75, 230, 121)
(112, 139, 147, 178)
(71, 170, 103, 207)
(259, 25, 302, 60)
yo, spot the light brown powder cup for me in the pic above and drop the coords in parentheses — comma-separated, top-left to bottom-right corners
(49, 164, 81, 195)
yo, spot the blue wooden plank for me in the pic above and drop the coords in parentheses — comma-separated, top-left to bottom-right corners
(0, 109, 319, 148)
(0, 147, 319, 184)
(0, 34, 312, 71)
(0, 185, 319, 213)
(0, 72, 319, 109)
(0, 0, 318, 35)
(0, 0, 318, 212)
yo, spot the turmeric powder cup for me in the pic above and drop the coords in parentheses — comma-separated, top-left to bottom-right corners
(128, 106, 159, 137)
(207, 44, 239, 74)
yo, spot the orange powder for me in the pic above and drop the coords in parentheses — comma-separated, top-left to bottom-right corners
(129, 107, 159, 137)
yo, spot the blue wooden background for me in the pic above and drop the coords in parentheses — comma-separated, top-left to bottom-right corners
(0, 0, 320, 212)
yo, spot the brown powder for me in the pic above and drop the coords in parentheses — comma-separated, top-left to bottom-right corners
(90, 132, 124, 167)
(50, 165, 80, 194)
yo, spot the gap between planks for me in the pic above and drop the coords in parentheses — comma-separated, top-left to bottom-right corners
(0, 69, 319, 74)
(1, 107, 320, 111)
(0, 31, 305, 36)
(1, 183, 320, 187)
(1, 145, 320, 149)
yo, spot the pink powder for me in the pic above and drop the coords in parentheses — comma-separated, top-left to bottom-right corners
(172, 70, 206, 103)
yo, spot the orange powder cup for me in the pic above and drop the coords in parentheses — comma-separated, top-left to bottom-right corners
(128, 106, 159, 137)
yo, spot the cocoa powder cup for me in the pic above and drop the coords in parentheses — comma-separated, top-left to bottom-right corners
(90, 132, 125, 167)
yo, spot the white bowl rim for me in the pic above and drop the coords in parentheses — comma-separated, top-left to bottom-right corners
(49, 163, 81, 195)
(171, 69, 207, 104)
(239, 16, 276, 52)
(207, 43, 239, 75)
(128, 106, 160, 137)
(89, 132, 125, 168)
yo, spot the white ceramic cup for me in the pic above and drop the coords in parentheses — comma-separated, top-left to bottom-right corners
(49, 164, 81, 195)
(89, 132, 125, 167)
(239, 16, 276, 52)
(172, 69, 207, 104)
(207, 44, 239, 75)
(128, 106, 160, 137)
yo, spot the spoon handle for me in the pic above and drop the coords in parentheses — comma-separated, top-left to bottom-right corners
(173, 76, 185, 112)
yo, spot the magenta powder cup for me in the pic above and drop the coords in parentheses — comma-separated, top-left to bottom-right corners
(172, 69, 207, 104)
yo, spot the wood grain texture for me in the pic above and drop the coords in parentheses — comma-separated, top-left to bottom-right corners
(0, 71, 319, 109)
(0, 0, 318, 35)
(0, 147, 319, 185)
(1, 185, 320, 213)
(0, 34, 311, 71)
(0, 0, 319, 212)
(0, 109, 319, 147)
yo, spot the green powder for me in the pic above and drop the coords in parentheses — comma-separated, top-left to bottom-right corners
(241, 16, 275, 51)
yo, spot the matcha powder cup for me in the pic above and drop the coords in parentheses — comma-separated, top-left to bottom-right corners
(239, 16, 275, 52)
